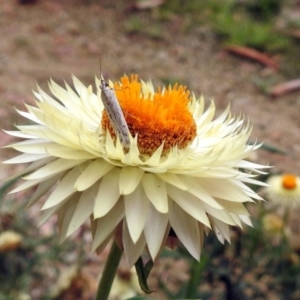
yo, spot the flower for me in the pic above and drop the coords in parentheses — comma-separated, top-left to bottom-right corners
(0, 231, 23, 252)
(3, 75, 266, 266)
(109, 268, 140, 300)
(266, 174, 300, 208)
(262, 213, 284, 235)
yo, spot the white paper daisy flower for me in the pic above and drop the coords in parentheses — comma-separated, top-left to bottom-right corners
(3, 74, 266, 266)
(266, 173, 300, 208)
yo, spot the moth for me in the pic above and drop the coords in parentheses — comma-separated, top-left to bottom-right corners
(99, 74, 131, 149)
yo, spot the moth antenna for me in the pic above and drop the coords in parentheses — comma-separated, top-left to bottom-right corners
(99, 55, 103, 80)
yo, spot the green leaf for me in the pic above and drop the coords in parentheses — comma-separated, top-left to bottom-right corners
(134, 257, 154, 294)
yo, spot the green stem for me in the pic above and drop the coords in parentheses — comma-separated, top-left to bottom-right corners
(185, 255, 208, 298)
(95, 240, 123, 300)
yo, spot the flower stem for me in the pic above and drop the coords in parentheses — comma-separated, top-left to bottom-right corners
(95, 240, 123, 300)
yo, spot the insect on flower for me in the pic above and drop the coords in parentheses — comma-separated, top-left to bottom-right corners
(99, 63, 131, 149)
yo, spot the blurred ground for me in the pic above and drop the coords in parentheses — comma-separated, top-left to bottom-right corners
(1, 0, 300, 299)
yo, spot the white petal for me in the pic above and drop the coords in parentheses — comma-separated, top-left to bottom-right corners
(214, 198, 249, 215)
(94, 234, 113, 255)
(92, 200, 125, 251)
(121, 137, 143, 166)
(167, 185, 211, 228)
(239, 214, 253, 227)
(230, 213, 242, 227)
(26, 173, 62, 208)
(144, 204, 168, 260)
(7, 139, 56, 154)
(24, 158, 86, 180)
(38, 197, 68, 226)
(201, 202, 236, 225)
(196, 100, 215, 128)
(57, 194, 80, 243)
(67, 184, 98, 236)
(9, 177, 47, 194)
(238, 160, 269, 170)
(45, 144, 97, 160)
(124, 184, 149, 243)
(75, 159, 114, 191)
(194, 177, 254, 203)
(119, 167, 144, 195)
(103, 131, 115, 154)
(210, 216, 230, 243)
(234, 179, 265, 200)
(94, 168, 121, 218)
(156, 173, 187, 191)
(123, 219, 146, 267)
(42, 166, 82, 209)
(144, 143, 164, 166)
(16, 108, 43, 124)
(241, 176, 268, 187)
(2, 129, 36, 139)
(15, 125, 80, 149)
(141, 174, 168, 213)
(179, 176, 224, 209)
(7, 157, 55, 180)
(169, 202, 201, 260)
(3, 153, 49, 164)
(72, 75, 88, 96)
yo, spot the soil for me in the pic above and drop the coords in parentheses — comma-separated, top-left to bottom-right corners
(0, 0, 300, 299)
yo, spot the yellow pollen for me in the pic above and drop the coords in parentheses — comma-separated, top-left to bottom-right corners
(101, 75, 197, 155)
(282, 174, 297, 190)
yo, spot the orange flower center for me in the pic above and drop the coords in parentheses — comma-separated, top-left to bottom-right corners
(282, 174, 297, 190)
(101, 75, 197, 155)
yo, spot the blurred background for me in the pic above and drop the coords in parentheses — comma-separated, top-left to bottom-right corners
(0, 0, 300, 299)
